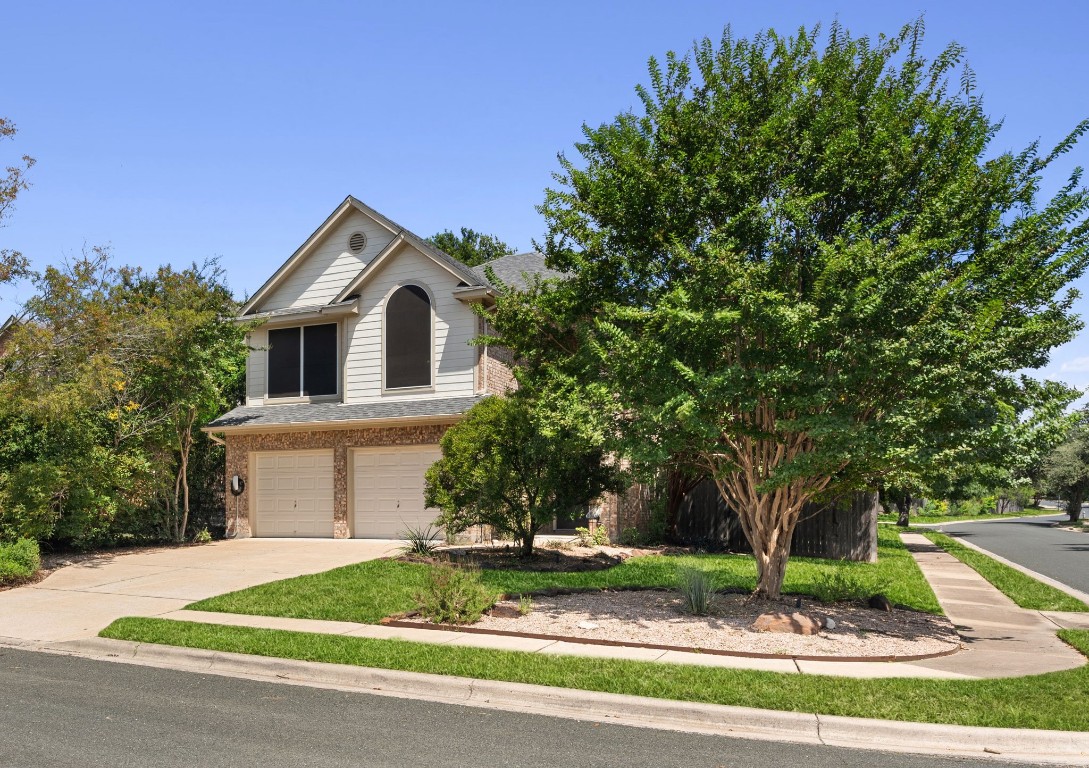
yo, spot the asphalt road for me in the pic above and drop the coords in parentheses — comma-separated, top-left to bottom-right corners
(0, 647, 1032, 768)
(939, 514, 1089, 595)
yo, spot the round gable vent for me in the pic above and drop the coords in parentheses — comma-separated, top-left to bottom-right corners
(348, 232, 367, 253)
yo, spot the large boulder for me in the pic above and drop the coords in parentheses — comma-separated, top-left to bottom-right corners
(752, 612, 822, 635)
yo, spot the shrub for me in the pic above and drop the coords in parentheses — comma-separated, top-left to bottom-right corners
(414, 564, 496, 625)
(574, 525, 609, 547)
(0, 538, 41, 585)
(618, 527, 643, 546)
(193, 527, 213, 544)
(810, 566, 891, 604)
(677, 566, 716, 616)
(518, 595, 533, 616)
(398, 523, 442, 556)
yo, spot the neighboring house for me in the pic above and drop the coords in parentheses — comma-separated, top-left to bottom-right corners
(204, 197, 640, 540)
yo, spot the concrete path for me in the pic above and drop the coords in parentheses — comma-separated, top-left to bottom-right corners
(898, 533, 1085, 677)
(0, 538, 396, 643)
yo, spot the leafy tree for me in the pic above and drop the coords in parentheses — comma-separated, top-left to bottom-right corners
(0, 250, 245, 545)
(424, 392, 623, 555)
(1042, 417, 1089, 522)
(494, 21, 1089, 597)
(0, 116, 33, 285)
(427, 227, 515, 267)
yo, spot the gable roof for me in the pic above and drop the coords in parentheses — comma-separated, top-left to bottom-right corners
(243, 196, 489, 315)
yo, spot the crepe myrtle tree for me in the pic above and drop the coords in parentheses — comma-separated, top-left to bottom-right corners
(511, 20, 1089, 598)
(424, 392, 624, 556)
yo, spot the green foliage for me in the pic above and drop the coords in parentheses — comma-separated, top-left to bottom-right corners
(413, 564, 496, 625)
(0, 251, 246, 546)
(1041, 417, 1089, 522)
(618, 527, 643, 546)
(0, 116, 33, 284)
(809, 566, 890, 604)
(0, 538, 40, 584)
(427, 228, 515, 267)
(518, 594, 533, 615)
(488, 19, 1089, 598)
(574, 526, 609, 547)
(676, 566, 716, 615)
(193, 527, 213, 544)
(398, 523, 442, 556)
(425, 393, 624, 556)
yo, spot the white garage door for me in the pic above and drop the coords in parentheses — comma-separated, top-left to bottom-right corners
(254, 450, 335, 537)
(352, 445, 442, 538)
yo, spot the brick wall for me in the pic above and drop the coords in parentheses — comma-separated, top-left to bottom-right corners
(224, 423, 451, 539)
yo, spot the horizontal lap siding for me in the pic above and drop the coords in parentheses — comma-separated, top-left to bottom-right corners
(344, 245, 477, 402)
(259, 211, 394, 312)
(246, 326, 267, 405)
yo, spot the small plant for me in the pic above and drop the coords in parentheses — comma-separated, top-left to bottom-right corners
(618, 527, 643, 546)
(414, 564, 496, 625)
(398, 523, 442, 556)
(193, 527, 213, 544)
(0, 538, 41, 585)
(518, 594, 534, 616)
(575, 525, 609, 547)
(677, 566, 716, 616)
(811, 567, 890, 604)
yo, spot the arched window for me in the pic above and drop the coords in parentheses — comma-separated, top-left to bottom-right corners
(385, 285, 432, 389)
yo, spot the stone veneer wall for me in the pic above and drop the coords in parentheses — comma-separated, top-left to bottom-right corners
(598, 483, 652, 542)
(224, 423, 451, 539)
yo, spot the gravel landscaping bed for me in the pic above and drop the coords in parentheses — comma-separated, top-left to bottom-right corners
(405, 589, 961, 659)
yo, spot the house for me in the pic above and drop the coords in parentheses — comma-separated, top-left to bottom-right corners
(204, 197, 644, 540)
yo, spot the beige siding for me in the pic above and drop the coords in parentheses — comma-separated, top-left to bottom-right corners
(258, 209, 395, 312)
(344, 244, 478, 402)
(245, 326, 267, 405)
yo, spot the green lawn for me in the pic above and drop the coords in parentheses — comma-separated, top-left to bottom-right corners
(877, 509, 1057, 525)
(189, 526, 940, 622)
(921, 531, 1089, 612)
(101, 617, 1089, 731)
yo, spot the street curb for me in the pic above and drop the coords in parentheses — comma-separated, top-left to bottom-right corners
(32, 636, 1089, 766)
(937, 532, 1089, 606)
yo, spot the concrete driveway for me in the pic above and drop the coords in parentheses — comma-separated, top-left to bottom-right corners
(0, 539, 397, 644)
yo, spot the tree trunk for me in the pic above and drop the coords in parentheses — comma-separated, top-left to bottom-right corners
(520, 530, 535, 556)
(896, 493, 912, 527)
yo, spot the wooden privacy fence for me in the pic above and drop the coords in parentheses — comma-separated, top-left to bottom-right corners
(676, 480, 879, 563)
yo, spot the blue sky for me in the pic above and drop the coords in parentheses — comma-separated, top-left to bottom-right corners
(2, 0, 1088, 396)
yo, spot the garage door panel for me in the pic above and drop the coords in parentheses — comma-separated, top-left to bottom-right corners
(254, 450, 334, 538)
(353, 446, 442, 539)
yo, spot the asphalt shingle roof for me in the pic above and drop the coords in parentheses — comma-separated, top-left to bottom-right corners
(205, 395, 486, 431)
(472, 252, 565, 291)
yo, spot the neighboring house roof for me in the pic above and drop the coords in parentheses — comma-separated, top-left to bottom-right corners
(205, 395, 487, 432)
(471, 252, 563, 291)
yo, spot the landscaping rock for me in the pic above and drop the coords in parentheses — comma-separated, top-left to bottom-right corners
(488, 604, 522, 619)
(869, 594, 893, 612)
(752, 612, 822, 635)
(577, 620, 600, 630)
(824, 617, 836, 630)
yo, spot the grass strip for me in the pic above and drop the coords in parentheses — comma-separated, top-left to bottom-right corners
(189, 526, 939, 623)
(102, 617, 1089, 732)
(877, 510, 1057, 525)
(922, 531, 1089, 613)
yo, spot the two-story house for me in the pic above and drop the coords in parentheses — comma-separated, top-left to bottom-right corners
(204, 196, 563, 539)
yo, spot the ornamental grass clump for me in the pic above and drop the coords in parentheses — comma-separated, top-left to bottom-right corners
(677, 566, 717, 616)
(414, 564, 496, 625)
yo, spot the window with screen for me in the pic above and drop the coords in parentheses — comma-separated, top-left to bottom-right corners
(385, 285, 432, 389)
(267, 323, 338, 398)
